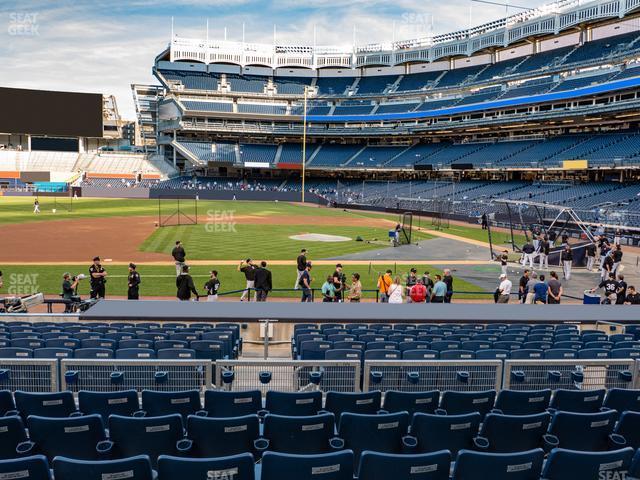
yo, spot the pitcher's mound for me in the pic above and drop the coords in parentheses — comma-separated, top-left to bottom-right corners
(289, 233, 352, 242)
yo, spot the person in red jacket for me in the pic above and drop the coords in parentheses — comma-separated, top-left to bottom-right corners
(409, 279, 427, 303)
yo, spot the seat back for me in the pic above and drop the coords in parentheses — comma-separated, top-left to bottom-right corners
(73, 348, 114, 359)
(452, 449, 544, 480)
(27, 414, 106, 461)
(439, 390, 496, 418)
(550, 389, 606, 413)
(324, 391, 381, 423)
(479, 413, 551, 453)
(108, 414, 183, 467)
(156, 453, 255, 480)
(261, 450, 353, 480)
(548, 410, 617, 451)
(78, 390, 140, 423)
(411, 413, 481, 456)
(603, 388, 640, 414)
(358, 451, 451, 480)
(0, 455, 50, 480)
(53, 454, 154, 480)
(494, 390, 551, 416)
(141, 390, 202, 422)
(614, 411, 640, 450)
(263, 413, 336, 454)
(382, 390, 439, 416)
(14, 391, 76, 419)
(265, 391, 322, 416)
(204, 390, 262, 417)
(186, 415, 260, 458)
(542, 447, 634, 480)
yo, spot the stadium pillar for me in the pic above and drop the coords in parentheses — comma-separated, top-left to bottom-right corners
(27, 135, 31, 152)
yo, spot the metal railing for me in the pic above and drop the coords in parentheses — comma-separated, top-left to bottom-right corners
(0, 359, 58, 392)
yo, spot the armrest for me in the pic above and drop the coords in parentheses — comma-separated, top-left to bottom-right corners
(402, 435, 418, 453)
(377, 409, 389, 415)
(546, 408, 557, 415)
(253, 438, 269, 452)
(435, 408, 447, 416)
(195, 410, 208, 417)
(317, 409, 329, 415)
(96, 440, 113, 458)
(133, 410, 146, 418)
(69, 411, 83, 417)
(600, 407, 613, 413)
(490, 408, 504, 415)
(4, 410, 19, 417)
(473, 436, 490, 451)
(329, 437, 345, 450)
(176, 438, 193, 454)
(542, 434, 559, 453)
(609, 433, 627, 449)
(16, 441, 35, 457)
(257, 409, 269, 420)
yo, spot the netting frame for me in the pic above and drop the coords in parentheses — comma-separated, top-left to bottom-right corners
(157, 196, 199, 227)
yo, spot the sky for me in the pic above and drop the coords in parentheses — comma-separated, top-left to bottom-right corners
(0, 0, 550, 119)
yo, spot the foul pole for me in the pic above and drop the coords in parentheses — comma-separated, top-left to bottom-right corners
(301, 86, 308, 203)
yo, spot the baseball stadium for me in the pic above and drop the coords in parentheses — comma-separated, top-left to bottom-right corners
(2, 0, 640, 479)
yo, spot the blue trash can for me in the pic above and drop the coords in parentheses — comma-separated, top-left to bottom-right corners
(583, 290, 601, 305)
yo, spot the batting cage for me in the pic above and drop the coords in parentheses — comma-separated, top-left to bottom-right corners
(399, 212, 413, 245)
(158, 196, 199, 227)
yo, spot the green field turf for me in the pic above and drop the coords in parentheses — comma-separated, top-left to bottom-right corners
(0, 264, 490, 300)
(141, 223, 433, 260)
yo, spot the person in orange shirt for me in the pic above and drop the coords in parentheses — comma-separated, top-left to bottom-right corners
(377, 269, 393, 303)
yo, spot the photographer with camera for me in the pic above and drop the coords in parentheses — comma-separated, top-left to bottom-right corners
(89, 256, 107, 299)
(62, 273, 81, 313)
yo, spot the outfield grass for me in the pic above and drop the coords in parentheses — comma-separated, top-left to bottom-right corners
(0, 264, 489, 300)
(141, 223, 433, 260)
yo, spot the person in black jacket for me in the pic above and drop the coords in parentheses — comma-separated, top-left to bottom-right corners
(585, 242, 597, 272)
(254, 261, 273, 302)
(561, 245, 573, 280)
(176, 265, 198, 301)
(89, 256, 107, 299)
(127, 263, 141, 300)
(172, 241, 186, 276)
(294, 249, 307, 290)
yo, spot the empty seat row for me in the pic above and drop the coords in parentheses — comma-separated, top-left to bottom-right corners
(5, 447, 640, 480)
(2, 388, 639, 424)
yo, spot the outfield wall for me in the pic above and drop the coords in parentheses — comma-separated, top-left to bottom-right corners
(81, 187, 151, 198)
(148, 188, 326, 204)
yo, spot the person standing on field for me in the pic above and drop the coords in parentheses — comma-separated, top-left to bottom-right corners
(561, 245, 573, 280)
(89, 256, 107, 299)
(172, 241, 186, 276)
(254, 261, 273, 302)
(127, 263, 140, 300)
(547, 271, 563, 304)
(300, 262, 313, 302)
(204, 270, 220, 302)
(294, 249, 307, 290)
(33, 199, 40, 214)
(238, 258, 256, 301)
(176, 265, 198, 301)
(377, 269, 393, 303)
(497, 274, 512, 303)
(585, 242, 597, 272)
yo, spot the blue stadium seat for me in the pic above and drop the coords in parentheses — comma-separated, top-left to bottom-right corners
(614, 411, 640, 450)
(108, 414, 185, 467)
(183, 414, 260, 458)
(438, 390, 496, 417)
(14, 391, 78, 419)
(430, 341, 461, 352)
(260, 450, 354, 480)
(23, 414, 107, 461)
(603, 388, 640, 414)
(299, 341, 333, 360)
(439, 350, 476, 360)
(402, 349, 439, 359)
(366, 341, 398, 351)
(45, 338, 80, 349)
(155, 340, 189, 350)
(333, 341, 365, 351)
(262, 413, 338, 454)
(141, 390, 204, 421)
(364, 349, 401, 360)
(190, 340, 226, 360)
(0, 390, 16, 416)
(452, 449, 544, 480)
(510, 349, 544, 359)
(53, 455, 154, 480)
(0, 455, 50, 480)
(547, 410, 623, 451)
(611, 348, 640, 359)
(338, 412, 409, 470)
(544, 348, 577, 359)
(411, 412, 481, 456)
(115, 348, 156, 359)
(204, 390, 262, 417)
(325, 349, 363, 361)
(475, 412, 551, 452)
(264, 391, 322, 416)
(157, 453, 255, 480)
(577, 348, 610, 359)
(0, 416, 28, 459)
(324, 391, 381, 422)
(157, 348, 196, 359)
(494, 389, 551, 415)
(0, 347, 32, 358)
(73, 348, 114, 359)
(542, 447, 634, 480)
(358, 450, 451, 480)
(382, 390, 439, 416)
(476, 349, 510, 359)
(33, 347, 73, 359)
(118, 339, 154, 349)
(549, 389, 606, 413)
(10, 339, 44, 349)
(78, 390, 141, 422)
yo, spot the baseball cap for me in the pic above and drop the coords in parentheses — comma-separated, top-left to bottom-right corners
(499, 273, 507, 279)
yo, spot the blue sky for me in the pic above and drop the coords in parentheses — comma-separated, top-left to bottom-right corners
(0, 0, 549, 118)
